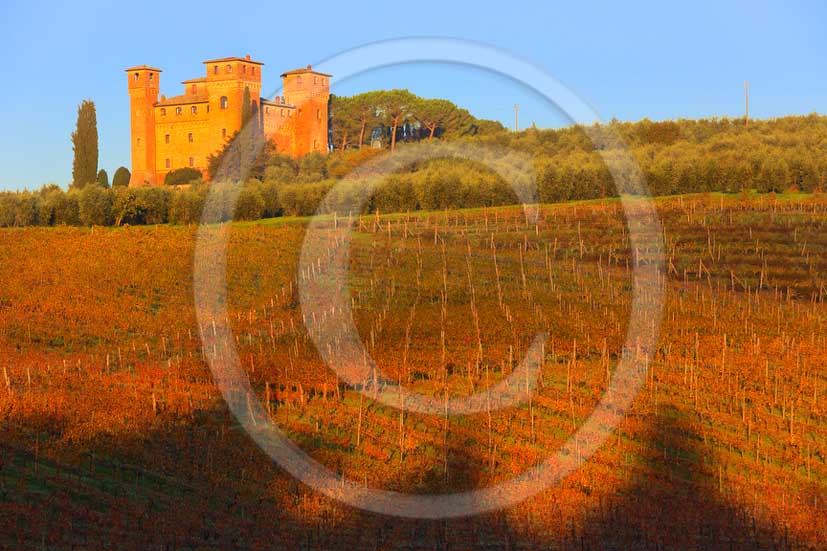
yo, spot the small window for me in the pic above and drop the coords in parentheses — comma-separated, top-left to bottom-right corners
(175, 106, 182, 116)
(165, 134, 170, 144)
(136, 137, 141, 146)
(188, 132, 193, 143)
(206, 105, 210, 113)
(316, 108, 321, 120)
(191, 84, 197, 94)
(189, 157, 194, 167)
(251, 67, 256, 76)
(226, 64, 232, 74)
(213, 65, 218, 74)
(220, 96, 228, 109)
(222, 128, 227, 138)
(242, 65, 246, 74)
(313, 75, 317, 84)
(296, 75, 302, 85)
(191, 105, 197, 114)
(165, 159, 171, 169)
(149, 73, 154, 81)
(133, 72, 139, 81)
(280, 109, 284, 117)
(160, 108, 166, 116)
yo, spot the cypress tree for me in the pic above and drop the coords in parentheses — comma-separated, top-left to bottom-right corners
(112, 166, 131, 187)
(96, 169, 109, 188)
(71, 99, 98, 189)
(242, 86, 252, 127)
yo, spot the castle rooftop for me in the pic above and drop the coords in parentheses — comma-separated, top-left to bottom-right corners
(155, 93, 209, 106)
(125, 65, 162, 72)
(280, 64, 332, 77)
(202, 55, 263, 66)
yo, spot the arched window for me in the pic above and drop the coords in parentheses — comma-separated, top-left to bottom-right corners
(160, 108, 166, 116)
(188, 133, 193, 143)
(133, 72, 139, 81)
(226, 64, 232, 74)
(251, 67, 256, 76)
(175, 106, 182, 116)
(242, 65, 247, 74)
(189, 157, 194, 167)
(149, 73, 154, 81)
(136, 137, 141, 146)
(213, 65, 218, 75)
(220, 96, 228, 109)
(191, 105, 197, 115)
(165, 159, 171, 169)
(191, 84, 197, 94)
(165, 134, 170, 144)
(222, 128, 227, 138)
(296, 75, 302, 85)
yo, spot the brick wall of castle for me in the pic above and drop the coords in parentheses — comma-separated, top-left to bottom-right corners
(126, 57, 329, 186)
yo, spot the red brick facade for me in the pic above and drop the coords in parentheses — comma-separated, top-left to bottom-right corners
(126, 56, 330, 186)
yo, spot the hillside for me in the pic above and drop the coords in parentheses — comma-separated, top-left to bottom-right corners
(2, 113, 827, 228)
(1, 194, 826, 548)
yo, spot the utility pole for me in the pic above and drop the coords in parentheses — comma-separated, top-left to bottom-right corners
(514, 104, 519, 132)
(745, 80, 749, 129)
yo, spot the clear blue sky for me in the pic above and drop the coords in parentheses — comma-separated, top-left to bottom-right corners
(0, 1, 824, 190)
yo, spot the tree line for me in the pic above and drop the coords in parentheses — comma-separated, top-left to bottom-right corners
(329, 90, 505, 152)
(2, 95, 825, 228)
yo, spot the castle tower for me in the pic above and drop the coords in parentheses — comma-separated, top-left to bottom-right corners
(125, 65, 161, 186)
(202, 55, 263, 156)
(281, 65, 331, 155)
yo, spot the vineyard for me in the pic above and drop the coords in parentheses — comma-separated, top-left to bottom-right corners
(1, 193, 826, 549)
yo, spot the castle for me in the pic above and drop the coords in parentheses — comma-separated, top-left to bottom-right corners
(126, 55, 330, 186)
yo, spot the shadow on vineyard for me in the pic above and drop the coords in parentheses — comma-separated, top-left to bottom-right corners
(0, 404, 816, 550)
(578, 407, 804, 551)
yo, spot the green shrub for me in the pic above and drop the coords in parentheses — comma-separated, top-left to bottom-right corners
(15, 193, 39, 226)
(164, 167, 202, 186)
(112, 188, 146, 226)
(137, 187, 170, 224)
(235, 185, 265, 220)
(168, 189, 205, 225)
(112, 166, 131, 187)
(78, 184, 112, 226)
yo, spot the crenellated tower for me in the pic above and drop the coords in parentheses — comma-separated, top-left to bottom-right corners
(126, 57, 328, 185)
(202, 55, 263, 157)
(281, 65, 330, 155)
(125, 65, 161, 186)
